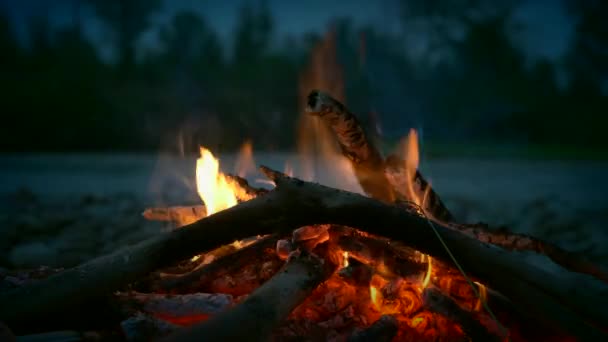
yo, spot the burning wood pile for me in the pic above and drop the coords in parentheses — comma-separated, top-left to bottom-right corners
(1, 90, 607, 342)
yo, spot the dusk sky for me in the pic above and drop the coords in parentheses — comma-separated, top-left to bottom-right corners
(1, 0, 574, 63)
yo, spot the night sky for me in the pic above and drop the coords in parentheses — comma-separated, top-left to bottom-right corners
(1, 0, 574, 63)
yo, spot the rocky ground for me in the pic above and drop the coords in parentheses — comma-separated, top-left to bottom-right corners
(0, 154, 606, 270)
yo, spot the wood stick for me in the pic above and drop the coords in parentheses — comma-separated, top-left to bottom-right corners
(151, 235, 279, 293)
(142, 205, 207, 226)
(306, 90, 396, 203)
(1, 167, 606, 340)
(423, 287, 499, 342)
(160, 252, 334, 342)
(347, 315, 398, 342)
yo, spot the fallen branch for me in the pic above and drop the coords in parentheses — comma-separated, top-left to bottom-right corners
(347, 315, 398, 342)
(423, 287, 499, 342)
(160, 252, 334, 342)
(151, 235, 279, 293)
(306, 90, 395, 203)
(1, 167, 606, 340)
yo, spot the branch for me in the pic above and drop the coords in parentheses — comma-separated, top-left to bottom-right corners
(160, 252, 334, 342)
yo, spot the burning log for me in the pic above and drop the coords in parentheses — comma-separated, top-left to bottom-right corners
(142, 205, 207, 226)
(422, 287, 499, 342)
(306, 90, 395, 203)
(307, 90, 607, 284)
(347, 315, 399, 342)
(151, 235, 279, 293)
(1, 166, 606, 340)
(306, 90, 453, 221)
(160, 252, 334, 342)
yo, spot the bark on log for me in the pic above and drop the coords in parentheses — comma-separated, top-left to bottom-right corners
(423, 287, 499, 342)
(306, 90, 395, 203)
(160, 252, 334, 342)
(1, 167, 606, 340)
(347, 315, 399, 342)
(151, 235, 279, 293)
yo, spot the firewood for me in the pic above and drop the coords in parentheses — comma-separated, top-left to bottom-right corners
(306, 90, 395, 203)
(423, 287, 499, 342)
(224, 173, 269, 199)
(121, 312, 179, 341)
(306, 89, 453, 221)
(151, 235, 279, 293)
(1, 166, 606, 340)
(142, 205, 207, 226)
(160, 252, 334, 342)
(347, 315, 398, 342)
(115, 292, 233, 321)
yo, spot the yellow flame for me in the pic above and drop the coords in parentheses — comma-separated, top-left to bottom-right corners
(421, 254, 433, 289)
(342, 251, 349, 268)
(474, 281, 487, 312)
(234, 140, 256, 178)
(196, 147, 239, 216)
(370, 285, 383, 310)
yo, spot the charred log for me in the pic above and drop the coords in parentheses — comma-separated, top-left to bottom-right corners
(347, 315, 399, 342)
(151, 235, 279, 293)
(115, 292, 233, 323)
(160, 252, 334, 342)
(423, 287, 499, 342)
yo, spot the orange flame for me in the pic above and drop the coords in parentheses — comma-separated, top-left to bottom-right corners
(196, 147, 247, 216)
(474, 281, 487, 312)
(402, 128, 421, 206)
(234, 140, 256, 178)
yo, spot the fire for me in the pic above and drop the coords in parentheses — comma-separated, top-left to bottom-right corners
(342, 251, 349, 268)
(195, 147, 240, 216)
(421, 254, 433, 290)
(234, 140, 256, 178)
(402, 128, 422, 207)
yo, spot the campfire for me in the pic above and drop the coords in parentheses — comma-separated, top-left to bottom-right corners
(1, 90, 607, 342)
(1, 32, 607, 342)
